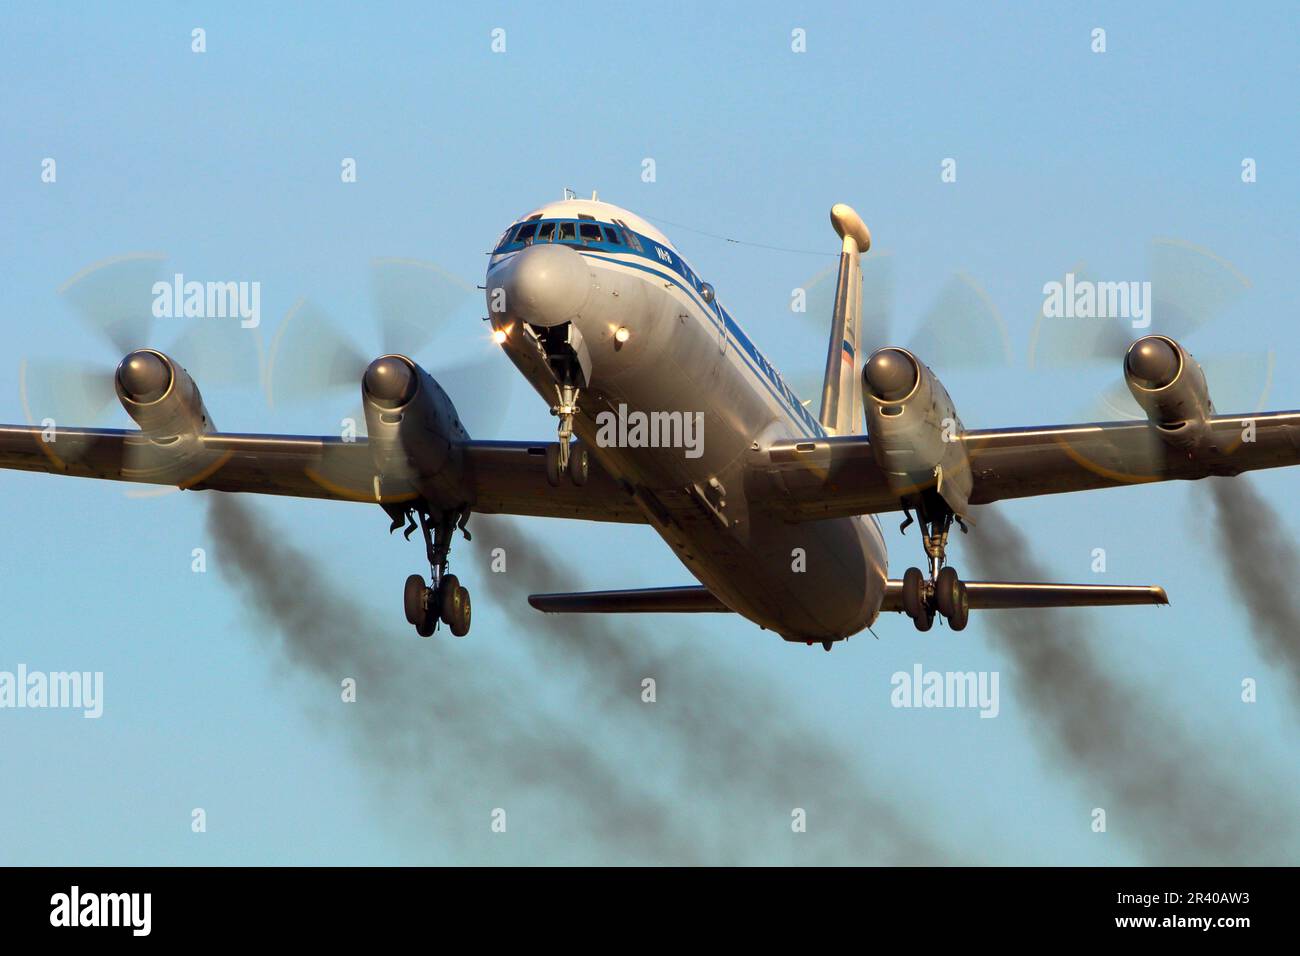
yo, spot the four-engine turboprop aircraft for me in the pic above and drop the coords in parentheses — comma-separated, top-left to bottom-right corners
(4, 198, 1300, 649)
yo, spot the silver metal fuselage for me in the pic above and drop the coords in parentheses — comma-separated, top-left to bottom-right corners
(487, 217, 887, 642)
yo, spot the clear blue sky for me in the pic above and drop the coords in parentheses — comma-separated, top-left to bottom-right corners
(1, 2, 1297, 864)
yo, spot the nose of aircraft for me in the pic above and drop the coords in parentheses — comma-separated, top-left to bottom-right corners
(490, 243, 592, 328)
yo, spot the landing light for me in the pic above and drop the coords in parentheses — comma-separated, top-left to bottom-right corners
(492, 328, 508, 345)
(614, 327, 630, 343)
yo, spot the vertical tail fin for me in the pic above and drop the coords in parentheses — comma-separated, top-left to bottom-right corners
(818, 204, 872, 436)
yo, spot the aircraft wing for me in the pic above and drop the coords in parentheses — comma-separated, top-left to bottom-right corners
(0, 425, 646, 523)
(757, 411, 1300, 521)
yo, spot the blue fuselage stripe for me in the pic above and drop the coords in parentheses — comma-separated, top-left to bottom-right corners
(576, 251, 825, 437)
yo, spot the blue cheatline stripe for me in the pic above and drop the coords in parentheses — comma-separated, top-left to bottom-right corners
(577, 251, 825, 438)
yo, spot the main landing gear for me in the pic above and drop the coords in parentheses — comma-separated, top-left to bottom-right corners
(899, 502, 970, 632)
(391, 504, 472, 637)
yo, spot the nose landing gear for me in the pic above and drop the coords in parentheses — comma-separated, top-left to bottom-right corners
(393, 504, 472, 637)
(900, 503, 970, 632)
(544, 384, 589, 487)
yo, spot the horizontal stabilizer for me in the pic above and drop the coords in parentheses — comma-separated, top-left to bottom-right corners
(528, 586, 731, 614)
(882, 580, 1169, 612)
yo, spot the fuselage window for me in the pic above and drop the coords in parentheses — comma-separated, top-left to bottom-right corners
(579, 223, 602, 242)
(602, 226, 623, 245)
(558, 222, 576, 241)
(536, 221, 556, 241)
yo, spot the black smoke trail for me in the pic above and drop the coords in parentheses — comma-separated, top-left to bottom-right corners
(964, 505, 1295, 864)
(472, 515, 952, 865)
(205, 493, 703, 864)
(206, 494, 950, 864)
(1206, 476, 1300, 708)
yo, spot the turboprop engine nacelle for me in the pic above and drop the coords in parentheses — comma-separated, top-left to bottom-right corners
(862, 347, 972, 516)
(115, 349, 214, 438)
(361, 354, 469, 505)
(1123, 335, 1213, 449)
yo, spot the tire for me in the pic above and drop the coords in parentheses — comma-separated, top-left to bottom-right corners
(403, 574, 426, 625)
(440, 574, 461, 625)
(450, 586, 472, 637)
(568, 444, 589, 486)
(913, 605, 935, 632)
(902, 567, 925, 620)
(949, 583, 970, 631)
(935, 566, 961, 619)
(545, 444, 562, 487)
(416, 606, 436, 637)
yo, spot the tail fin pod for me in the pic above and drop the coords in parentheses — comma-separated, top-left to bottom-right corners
(818, 204, 872, 435)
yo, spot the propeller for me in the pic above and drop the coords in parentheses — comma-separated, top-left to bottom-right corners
(263, 257, 516, 440)
(1026, 239, 1268, 481)
(20, 254, 264, 495)
(788, 251, 1011, 403)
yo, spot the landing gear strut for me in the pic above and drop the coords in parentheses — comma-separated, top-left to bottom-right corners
(545, 384, 589, 487)
(900, 498, 969, 632)
(393, 504, 472, 637)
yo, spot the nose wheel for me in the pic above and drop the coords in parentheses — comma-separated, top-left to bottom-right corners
(900, 502, 969, 631)
(392, 504, 473, 638)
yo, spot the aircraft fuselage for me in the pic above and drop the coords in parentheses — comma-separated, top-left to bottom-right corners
(487, 199, 886, 642)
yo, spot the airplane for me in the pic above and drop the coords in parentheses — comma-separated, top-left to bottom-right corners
(3, 196, 1299, 650)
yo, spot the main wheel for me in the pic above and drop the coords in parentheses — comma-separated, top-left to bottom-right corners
(404, 574, 426, 625)
(935, 566, 961, 619)
(902, 567, 925, 620)
(440, 573, 462, 625)
(568, 443, 589, 486)
(949, 583, 970, 631)
(450, 586, 472, 637)
(545, 444, 562, 487)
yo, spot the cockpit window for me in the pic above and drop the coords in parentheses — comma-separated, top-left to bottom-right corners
(615, 221, 643, 252)
(498, 218, 641, 252)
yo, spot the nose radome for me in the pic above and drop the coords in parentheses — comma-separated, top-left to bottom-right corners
(493, 243, 592, 327)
